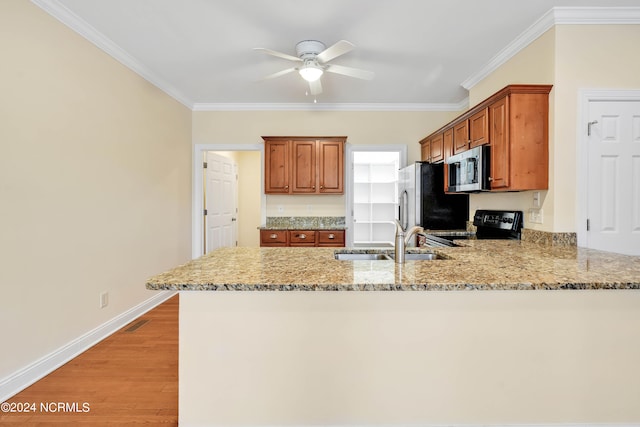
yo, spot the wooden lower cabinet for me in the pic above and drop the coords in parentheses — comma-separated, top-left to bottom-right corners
(260, 230, 288, 247)
(260, 230, 345, 247)
(317, 230, 345, 247)
(289, 230, 316, 246)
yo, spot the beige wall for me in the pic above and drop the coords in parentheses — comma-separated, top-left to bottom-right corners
(193, 110, 459, 220)
(0, 1, 191, 382)
(468, 24, 640, 232)
(553, 24, 640, 231)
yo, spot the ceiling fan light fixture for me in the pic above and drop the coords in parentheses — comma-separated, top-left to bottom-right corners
(299, 62, 323, 82)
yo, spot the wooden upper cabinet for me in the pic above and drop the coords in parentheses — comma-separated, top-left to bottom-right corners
(420, 137, 430, 161)
(318, 139, 344, 193)
(430, 133, 444, 163)
(263, 136, 345, 195)
(469, 108, 489, 148)
(488, 88, 551, 191)
(418, 84, 552, 192)
(264, 138, 290, 193)
(291, 140, 316, 193)
(443, 128, 453, 161)
(453, 120, 469, 154)
(420, 133, 444, 163)
(489, 96, 509, 189)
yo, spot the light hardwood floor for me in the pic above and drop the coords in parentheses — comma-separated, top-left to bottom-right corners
(0, 294, 178, 426)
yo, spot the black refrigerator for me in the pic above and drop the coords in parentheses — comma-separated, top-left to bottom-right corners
(398, 162, 469, 230)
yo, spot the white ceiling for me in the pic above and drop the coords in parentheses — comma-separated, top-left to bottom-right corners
(35, 0, 640, 110)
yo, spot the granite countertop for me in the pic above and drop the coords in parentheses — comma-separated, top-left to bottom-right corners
(258, 225, 348, 230)
(146, 240, 640, 291)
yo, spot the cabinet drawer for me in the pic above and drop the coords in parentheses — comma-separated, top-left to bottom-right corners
(317, 230, 345, 246)
(289, 230, 316, 245)
(260, 230, 288, 246)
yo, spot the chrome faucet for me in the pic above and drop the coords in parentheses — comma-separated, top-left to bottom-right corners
(394, 220, 424, 263)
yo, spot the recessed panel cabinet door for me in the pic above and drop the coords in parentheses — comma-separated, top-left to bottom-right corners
(489, 96, 509, 189)
(264, 139, 290, 193)
(291, 140, 317, 193)
(453, 121, 469, 154)
(318, 140, 344, 193)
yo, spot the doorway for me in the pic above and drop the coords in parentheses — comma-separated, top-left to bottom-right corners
(346, 145, 406, 247)
(578, 90, 640, 255)
(192, 144, 264, 258)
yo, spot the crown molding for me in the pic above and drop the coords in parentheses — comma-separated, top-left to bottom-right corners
(192, 99, 467, 112)
(30, 0, 467, 113)
(461, 6, 640, 90)
(31, 0, 194, 108)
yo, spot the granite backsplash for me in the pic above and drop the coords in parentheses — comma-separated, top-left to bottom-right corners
(263, 216, 346, 229)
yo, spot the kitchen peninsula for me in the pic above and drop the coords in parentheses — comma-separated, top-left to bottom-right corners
(147, 242, 640, 426)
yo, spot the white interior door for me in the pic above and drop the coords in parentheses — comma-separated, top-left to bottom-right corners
(586, 99, 640, 255)
(205, 152, 237, 253)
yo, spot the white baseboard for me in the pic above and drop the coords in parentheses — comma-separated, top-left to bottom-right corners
(0, 290, 177, 402)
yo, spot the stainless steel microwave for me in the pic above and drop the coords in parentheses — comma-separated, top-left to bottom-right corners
(445, 145, 490, 192)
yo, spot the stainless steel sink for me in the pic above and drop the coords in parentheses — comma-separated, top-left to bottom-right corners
(334, 252, 441, 261)
(402, 253, 440, 260)
(334, 253, 392, 261)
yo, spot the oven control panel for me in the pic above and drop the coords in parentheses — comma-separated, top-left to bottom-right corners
(473, 210, 522, 231)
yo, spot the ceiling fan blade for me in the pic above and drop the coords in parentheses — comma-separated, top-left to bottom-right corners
(309, 79, 322, 95)
(316, 40, 354, 63)
(325, 64, 374, 80)
(253, 47, 301, 62)
(261, 67, 297, 80)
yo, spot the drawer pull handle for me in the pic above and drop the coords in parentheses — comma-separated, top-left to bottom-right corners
(299, 234, 306, 239)
(328, 234, 335, 239)
(270, 234, 278, 239)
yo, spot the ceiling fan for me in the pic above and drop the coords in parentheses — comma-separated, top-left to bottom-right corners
(254, 40, 374, 96)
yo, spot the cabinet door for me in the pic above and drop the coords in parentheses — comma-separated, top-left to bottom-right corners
(443, 128, 453, 161)
(453, 121, 469, 154)
(264, 139, 290, 194)
(489, 96, 509, 189)
(420, 139, 430, 162)
(430, 133, 444, 163)
(291, 140, 317, 193)
(318, 140, 344, 194)
(469, 108, 489, 148)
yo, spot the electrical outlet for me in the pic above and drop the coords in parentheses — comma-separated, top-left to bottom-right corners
(100, 292, 109, 309)
(277, 205, 284, 213)
(306, 204, 313, 213)
(529, 208, 544, 224)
